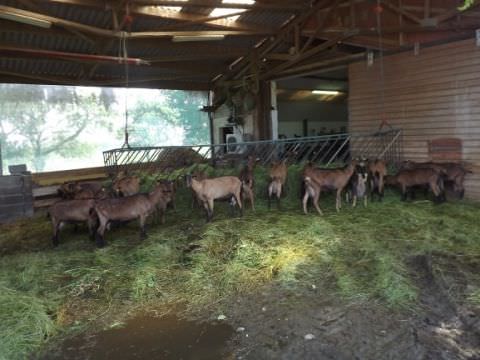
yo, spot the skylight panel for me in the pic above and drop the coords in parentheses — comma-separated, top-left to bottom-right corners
(159, 0, 188, 12)
(210, 0, 255, 21)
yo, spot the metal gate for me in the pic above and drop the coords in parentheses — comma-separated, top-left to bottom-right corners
(103, 129, 402, 175)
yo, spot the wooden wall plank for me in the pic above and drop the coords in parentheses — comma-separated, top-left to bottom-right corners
(349, 38, 480, 200)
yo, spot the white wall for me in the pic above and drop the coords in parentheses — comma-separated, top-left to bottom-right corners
(278, 100, 348, 138)
(212, 104, 255, 144)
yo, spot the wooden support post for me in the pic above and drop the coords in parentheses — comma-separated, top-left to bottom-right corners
(0, 140, 3, 176)
(254, 81, 272, 140)
(399, 0, 404, 46)
(350, 0, 356, 27)
(424, 0, 430, 19)
(271, 81, 278, 140)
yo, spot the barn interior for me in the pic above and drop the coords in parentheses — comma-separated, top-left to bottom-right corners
(1, 0, 480, 359)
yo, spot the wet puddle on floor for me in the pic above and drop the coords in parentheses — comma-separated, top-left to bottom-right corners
(46, 314, 234, 360)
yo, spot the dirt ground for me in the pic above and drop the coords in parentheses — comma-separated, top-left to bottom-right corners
(42, 254, 480, 360)
(225, 255, 480, 360)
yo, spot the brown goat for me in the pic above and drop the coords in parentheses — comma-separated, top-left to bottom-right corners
(302, 161, 356, 214)
(345, 162, 369, 208)
(190, 169, 208, 209)
(239, 155, 258, 210)
(57, 182, 76, 199)
(186, 175, 243, 222)
(386, 168, 444, 202)
(57, 181, 103, 199)
(268, 160, 288, 209)
(73, 187, 109, 200)
(49, 199, 97, 246)
(155, 181, 175, 224)
(400, 161, 471, 198)
(93, 183, 172, 247)
(302, 176, 323, 215)
(113, 175, 140, 197)
(368, 159, 388, 201)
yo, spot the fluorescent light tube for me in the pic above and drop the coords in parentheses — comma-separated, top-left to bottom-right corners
(172, 35, 225, 42)
(312, 90, 341, 95)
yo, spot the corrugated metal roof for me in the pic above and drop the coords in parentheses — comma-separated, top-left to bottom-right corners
(0, 0, 299, 88)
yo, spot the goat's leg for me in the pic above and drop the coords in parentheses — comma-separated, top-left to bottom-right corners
(161, 207, 166, 224)
(352, 195, 357, 208)
(139, 215, 147, 240)
(267, 183, 273, 209)
(401, 184, 407, 201)
(431, 181, 444, 204)
(302, 190, 310, 215)
(245, 186, 255, 211)
(276, 185, 282, 210)
(228, 197, 236, 217)
(207, 199, 214, 222)
(52, 219, 60, 247)
(87, 217, 97, 241)
(202, 201, 210, 222)
(378, 177, 384, 201)
(369, 179, 375, 201)
(336, 189, 342, 212)
(313, 190, 323, 215)
(234, 190, 243, 217)
(95, 217, 107, 248)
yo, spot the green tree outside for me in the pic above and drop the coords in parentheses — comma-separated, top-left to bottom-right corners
(0, 85, 114, 172)
(127, 90, 209, 146)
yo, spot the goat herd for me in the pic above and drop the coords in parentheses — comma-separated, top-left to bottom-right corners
(48, 157, 471, 248)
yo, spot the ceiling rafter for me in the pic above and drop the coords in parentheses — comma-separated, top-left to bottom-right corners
(2, 0, 479, 91)
(0, 5, 274, 38)
(380, 0, 422, 24)
(435, 1, 480, 23)
(0, 69, 210, 89)
(220, 0, 336, 83)
(34, 0, 295, 32)
(133, 5, 274, 32)
(129, 0, 308, 11)
(82, 6, 126, 80)
(9, 0, 97, 44)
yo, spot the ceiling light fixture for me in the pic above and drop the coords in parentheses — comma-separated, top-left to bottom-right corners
(0, 12, 52, 28)
(172, 35, 225, 42)
(312, 90, 341, 95)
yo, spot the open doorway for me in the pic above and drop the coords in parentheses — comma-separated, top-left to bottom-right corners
(276, 68, 348, 139)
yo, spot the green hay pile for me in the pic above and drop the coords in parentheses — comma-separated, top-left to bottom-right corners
(1, 164, 480, 358)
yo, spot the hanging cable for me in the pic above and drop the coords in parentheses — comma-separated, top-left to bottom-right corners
(374, 0, 391, 131)
(120, 29, 130, 148)
(120, 2, 132, 148)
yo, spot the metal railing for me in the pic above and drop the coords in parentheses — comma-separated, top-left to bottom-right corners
(103, 128, 402, 175)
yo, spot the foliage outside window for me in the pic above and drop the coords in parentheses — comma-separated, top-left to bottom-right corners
(0, 85, 209, 173)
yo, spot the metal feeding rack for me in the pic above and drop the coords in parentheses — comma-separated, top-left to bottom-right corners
(103, 129, 402, 175)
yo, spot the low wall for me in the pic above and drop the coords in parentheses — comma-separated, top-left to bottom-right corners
(0, 175, 33, 223)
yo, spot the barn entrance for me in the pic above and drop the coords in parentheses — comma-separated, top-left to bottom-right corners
(275, 68, 349, 140)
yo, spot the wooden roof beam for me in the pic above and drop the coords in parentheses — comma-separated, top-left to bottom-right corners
(34, 0, 305, 12)
(133, 5, 275, 32)
(40, 0, 280, 32)
(0, 5, 273, 38)
(0, 69, 211, 90)
(10, 0, 97, 44)
(223, 0, 335, 82)
(129, 0, 308, 11)
(380, 0, 422, 24)
(435, 1, 480, 23)
(147, 51, 246, 62)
